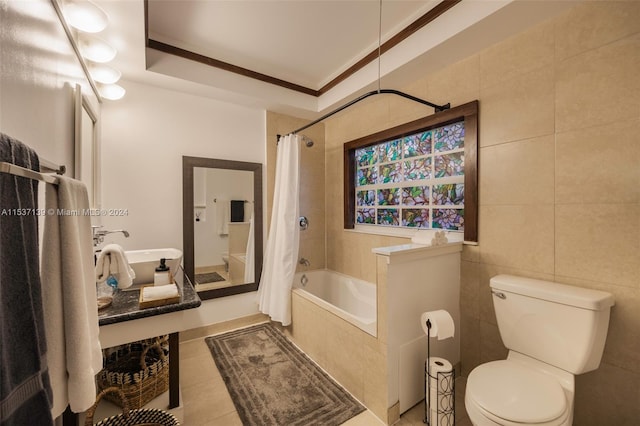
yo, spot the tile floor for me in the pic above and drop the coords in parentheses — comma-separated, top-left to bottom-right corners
(179, 317, 472, 426)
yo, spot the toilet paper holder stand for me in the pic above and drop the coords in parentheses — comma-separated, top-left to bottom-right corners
(424, 319, 456, 426)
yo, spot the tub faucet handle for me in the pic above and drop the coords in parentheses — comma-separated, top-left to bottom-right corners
(299, 257, 310, 267)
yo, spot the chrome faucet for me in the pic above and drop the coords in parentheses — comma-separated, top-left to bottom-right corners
(299, 257, 310, 267)
(92, 226, 130, 246)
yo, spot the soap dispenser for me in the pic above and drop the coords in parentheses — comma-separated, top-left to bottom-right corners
(154, 258, 172, 286)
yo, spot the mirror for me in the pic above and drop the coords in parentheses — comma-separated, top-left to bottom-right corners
(183, 156, 263, 299)
(74, 84, 100, 208)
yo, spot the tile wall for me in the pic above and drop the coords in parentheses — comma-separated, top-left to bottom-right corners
(320, 2, 640, 424)
(265, 111, 326, 271)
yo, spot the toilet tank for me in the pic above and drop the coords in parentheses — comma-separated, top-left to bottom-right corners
(490, 275, 614, 374)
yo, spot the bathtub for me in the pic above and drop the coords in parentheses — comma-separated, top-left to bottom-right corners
(293, 269, 377, 337)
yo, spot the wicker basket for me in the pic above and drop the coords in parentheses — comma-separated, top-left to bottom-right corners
(96, 339, 169, 410)
(85, 387, 180, 426)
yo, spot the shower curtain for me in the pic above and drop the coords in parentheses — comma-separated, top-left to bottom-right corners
(243, 213, 255, 283)
(257, 134, 300, 325)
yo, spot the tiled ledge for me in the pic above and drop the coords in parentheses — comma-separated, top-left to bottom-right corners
(372, 241, 463, 264)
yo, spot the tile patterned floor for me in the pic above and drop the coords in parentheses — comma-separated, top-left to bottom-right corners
(180, 317, 472, 426)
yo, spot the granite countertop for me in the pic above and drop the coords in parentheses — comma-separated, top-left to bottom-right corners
(98, 266, 201, 326)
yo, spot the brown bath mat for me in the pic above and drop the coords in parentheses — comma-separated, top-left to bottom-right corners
(194, 271, 225, 284)
(205, 323, 366, 425)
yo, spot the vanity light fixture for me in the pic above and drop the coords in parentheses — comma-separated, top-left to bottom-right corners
(99, 83, 126, 101)
(79, 35, 116, 63)
(64, 0, 109, 33)
(90, 64, 121, 84)
(53, 0, 125, 100)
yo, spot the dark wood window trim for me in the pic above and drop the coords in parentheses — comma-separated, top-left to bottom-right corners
(343, 100, 478, 242)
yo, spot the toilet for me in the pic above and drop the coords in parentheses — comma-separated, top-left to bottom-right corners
(465, 275, 614, 426)
(221, 251, 229, 272)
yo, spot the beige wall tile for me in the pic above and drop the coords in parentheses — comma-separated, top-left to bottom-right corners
(376, 255, 389, 345)
(362, 341, 389, 422)
(479, 321, 508, 364)
(555, 35, 640, 133)
(389, 77, 431, 125)
(460, 260, 480, 320)
(290, 294, 329, 366)
(555, 203, 640, 288)
(556, 119, 640, 204)
(283, 3, 640, 424)
(461, 244, 480, 263)
(600, 284, 640, 374)
(479, 204, 555, 274)
(324, 314, 365, 401)
(480, 66, 555, 146)
(426, 54, 480, 109)
(460, 314, 480, 376)
(480, 135, 555, 206)
(480, 20, 554, 89)
(555, 1, 640, 61)
(574, 362, 640, 425)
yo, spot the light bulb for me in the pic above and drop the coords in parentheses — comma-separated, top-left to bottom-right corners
(91, 64, 121, 84)
(65, 1, 108, 33)
(79, 35, 116, 63)
(99, 83, 126, 100)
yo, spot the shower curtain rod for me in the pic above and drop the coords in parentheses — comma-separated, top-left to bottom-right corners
(288, 89, 450, 135)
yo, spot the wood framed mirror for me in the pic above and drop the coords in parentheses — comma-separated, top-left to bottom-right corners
(183, 156, 263, 300)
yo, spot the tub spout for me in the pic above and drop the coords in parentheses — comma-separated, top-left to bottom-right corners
(299, 257, 310, 267)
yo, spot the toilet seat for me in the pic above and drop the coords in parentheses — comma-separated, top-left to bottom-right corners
(466, 360, 569, 425)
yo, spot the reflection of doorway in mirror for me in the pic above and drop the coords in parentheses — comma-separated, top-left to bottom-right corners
(193, 167, 254, 291)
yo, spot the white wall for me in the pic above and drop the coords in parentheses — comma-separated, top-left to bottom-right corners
(194, 168, 254, 268)
(0, 0, 99, 171)
(100, 79, 266, 324)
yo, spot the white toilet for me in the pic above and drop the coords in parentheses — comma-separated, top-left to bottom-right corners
(221, 251, 229, 272)
(465, 275, 614, 426)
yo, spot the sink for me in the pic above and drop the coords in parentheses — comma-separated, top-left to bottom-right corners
(125, 248, 183, 285)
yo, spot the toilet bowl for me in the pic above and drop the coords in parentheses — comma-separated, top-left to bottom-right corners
(465, 354, 573, 426)
(465, 275, 614, 426)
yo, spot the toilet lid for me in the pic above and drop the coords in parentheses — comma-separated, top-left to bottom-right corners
(467, 361, 567, 423)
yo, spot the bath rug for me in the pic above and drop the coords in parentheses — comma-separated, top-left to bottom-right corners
(195, 271, 225, 284)
(205, 323, 366, 426)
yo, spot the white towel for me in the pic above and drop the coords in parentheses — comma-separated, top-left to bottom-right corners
(41, 176, 103, 416)
(431, 230, 449, 246)
(142, 284, 179, 302)
(216, 198, 230, 236)
(95, 243, 136, 289)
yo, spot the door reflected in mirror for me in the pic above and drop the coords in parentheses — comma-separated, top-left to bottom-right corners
(193, 167, 255, 291)
(183, 157, 263, 300)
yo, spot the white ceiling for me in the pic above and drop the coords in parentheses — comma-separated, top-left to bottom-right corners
(147, 0, 440, 90)
(95, 0, 578, 118)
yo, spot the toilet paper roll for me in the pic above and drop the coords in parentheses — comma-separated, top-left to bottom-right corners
(420, 310, 455, 340)
(428, 356, 453, 377)
(426, 357, 454, 425)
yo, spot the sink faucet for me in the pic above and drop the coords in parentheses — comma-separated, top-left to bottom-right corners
(92, 226, 130, 246)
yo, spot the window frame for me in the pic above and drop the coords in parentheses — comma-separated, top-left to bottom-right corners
(343, 100, 478, 242)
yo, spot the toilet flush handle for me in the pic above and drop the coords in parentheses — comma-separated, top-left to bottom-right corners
(491, 290, 506, 299)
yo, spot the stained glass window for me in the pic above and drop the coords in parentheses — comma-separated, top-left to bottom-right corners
(353, 120, 465, 231)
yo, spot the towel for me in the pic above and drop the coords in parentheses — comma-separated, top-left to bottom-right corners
(0, 133, 54, 425)
(142, 284, 178, 302)
(244, 214, 255, 283)
(95, 244, 136, 289)
(431, 230, 449, 246)
(41, 176, 103, 416)
(230, 199, 245, 222)
(216, 199, 229, 235)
